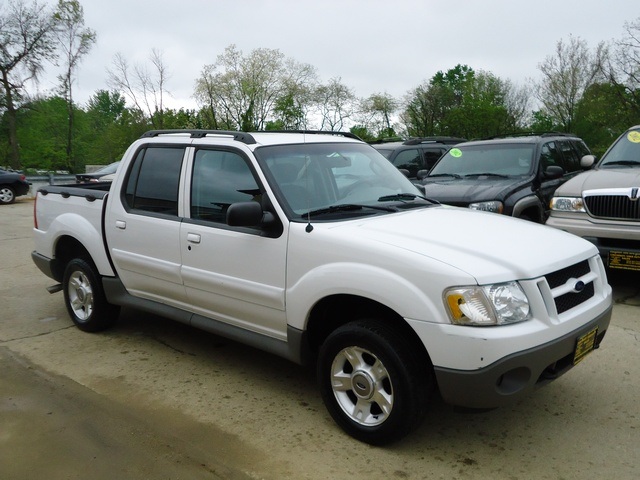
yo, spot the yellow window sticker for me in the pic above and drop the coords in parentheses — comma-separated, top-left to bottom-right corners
(450, 148, 463, 158)
(627, 131, 640, 143)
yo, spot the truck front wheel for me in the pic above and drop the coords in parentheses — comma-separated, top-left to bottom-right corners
(317, 319, 433, 445)
(63, 258, 120, 332)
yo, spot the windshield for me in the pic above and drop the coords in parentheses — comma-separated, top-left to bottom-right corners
(429, 144, 534, 177)
(599, 128, 640, 168)
(96, 161, 120, 174)
(254, 143, 429, 218)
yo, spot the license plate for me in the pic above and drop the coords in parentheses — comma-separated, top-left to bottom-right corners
(573, 328, 598, 365)
(608, 250, 640, 271)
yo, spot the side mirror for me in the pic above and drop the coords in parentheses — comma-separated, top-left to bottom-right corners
(227, 201, 266, 227)
(580, 154, 596, 169)
(417, 169, 429, 180)
(544, 165, 564, 179)
(398, 168, 410, 178)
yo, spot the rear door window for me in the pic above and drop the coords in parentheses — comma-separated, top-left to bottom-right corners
(124, 146, 185, 216)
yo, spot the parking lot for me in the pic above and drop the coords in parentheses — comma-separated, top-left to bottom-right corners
(1, 197, 639, 480)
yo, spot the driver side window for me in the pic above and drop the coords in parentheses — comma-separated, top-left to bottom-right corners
(190, 149, 261, 223)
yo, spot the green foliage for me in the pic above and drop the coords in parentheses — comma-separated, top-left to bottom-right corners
(574, 83, 638, 157)
(349, 125, 375, 142)
(404, 65, 522, 139)
(16, 97, 69, 171)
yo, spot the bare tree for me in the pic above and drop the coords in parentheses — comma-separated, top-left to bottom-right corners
(357, 92, 398, 137)
(503, 81, 531, 131)
(107, 48, 171, 129)
(535, 35, 601, 131)
(0, 0, 58, 169)
(54, 0, 95, 171)
(599, 17, 640, 117)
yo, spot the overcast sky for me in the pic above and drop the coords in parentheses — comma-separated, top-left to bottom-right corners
(34, 0, 638, 110)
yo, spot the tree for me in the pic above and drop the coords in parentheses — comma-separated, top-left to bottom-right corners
(194, 45, 317, 131)
(599, 17, 640, 119)
(82, 89, 134, 166)
(107, 49, 171, 129)
(574, 82, 636, 156)
(0, 0, 59, 169)
(54, 0, 96, 171)
(15, 96, 68, 171)
(535, 35, 602, 132)
(358, 92, 398, 139)
(402, 65, 523, 138)
(314, 77, 356, 131)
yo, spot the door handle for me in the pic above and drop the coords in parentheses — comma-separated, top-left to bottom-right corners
(115, 220, 126, 230)
(187, 233, 201, 244)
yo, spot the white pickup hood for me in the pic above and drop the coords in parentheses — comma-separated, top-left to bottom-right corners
(324, 206, 598, 285)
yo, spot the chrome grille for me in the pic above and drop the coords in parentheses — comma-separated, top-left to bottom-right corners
(584, 192, 640, 221)
(544, 260, 595, 315)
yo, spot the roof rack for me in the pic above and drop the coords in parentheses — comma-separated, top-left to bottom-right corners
(369, 137, 404, 144)
(265, 130, 363, 141)
(140, 129, 362, 144)
(403, 136, 467, 145)
(481, 131, 576, 140)
(140, 130, 257, 145)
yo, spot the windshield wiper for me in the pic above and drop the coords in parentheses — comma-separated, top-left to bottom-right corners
(378, 193, 424, 202)
(302, 204, 396, 218)
(464, 172, 509, 178)
(602, 160, 640, 167)
(426, 173, 462, 179)
(378, 193, 440, 206)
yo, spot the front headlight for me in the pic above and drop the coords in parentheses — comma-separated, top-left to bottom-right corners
(468, 200, 503, 213)
(444, 282, 531, 326)
(550, 196, 585, 212)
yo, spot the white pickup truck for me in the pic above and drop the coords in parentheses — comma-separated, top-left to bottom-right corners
(32, 130, 613, 445)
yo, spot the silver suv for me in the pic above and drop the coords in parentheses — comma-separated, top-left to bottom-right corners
(547, 125, 640, 272)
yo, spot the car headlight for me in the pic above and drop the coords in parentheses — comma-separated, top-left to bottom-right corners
(550, 196, 585, 212)
(468, 200, 503, 213)
(444, 282, 531, 326)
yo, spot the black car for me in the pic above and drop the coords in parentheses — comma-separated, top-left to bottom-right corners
(0, 168, 31, 204)
(371, 137, 466, 178)
(75, 161, 120, 183)
(419, 133, 594, 223)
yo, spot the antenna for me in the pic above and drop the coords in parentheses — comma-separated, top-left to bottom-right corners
(302, 126, 314, 232)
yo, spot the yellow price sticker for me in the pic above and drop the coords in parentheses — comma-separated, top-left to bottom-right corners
(450, 148, 462, 158)
(627, 131, 640, 143)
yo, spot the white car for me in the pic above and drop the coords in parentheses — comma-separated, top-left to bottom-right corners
(33, 129, 613, 444)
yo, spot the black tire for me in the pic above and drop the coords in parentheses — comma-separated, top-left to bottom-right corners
(0, 186, 16, 205)
(317, 319, 433, 445)
(62, 258, 120, 332)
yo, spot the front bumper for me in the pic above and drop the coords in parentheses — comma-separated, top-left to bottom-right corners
(433, 305, 612, 408)
(546, 214, 640, 270)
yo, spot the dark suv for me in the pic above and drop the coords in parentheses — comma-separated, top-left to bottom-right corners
(371, 137, 466, 178)
(419, 133, 594, 223)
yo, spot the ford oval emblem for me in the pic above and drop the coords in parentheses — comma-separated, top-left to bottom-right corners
(574, 280, 585, 293)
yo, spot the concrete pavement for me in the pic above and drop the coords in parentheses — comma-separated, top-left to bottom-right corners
(1, 198, 639, 479)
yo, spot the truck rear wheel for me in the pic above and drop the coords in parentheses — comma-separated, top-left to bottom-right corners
(317, 319, 433, 445)
(63, 258, 120, 332)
